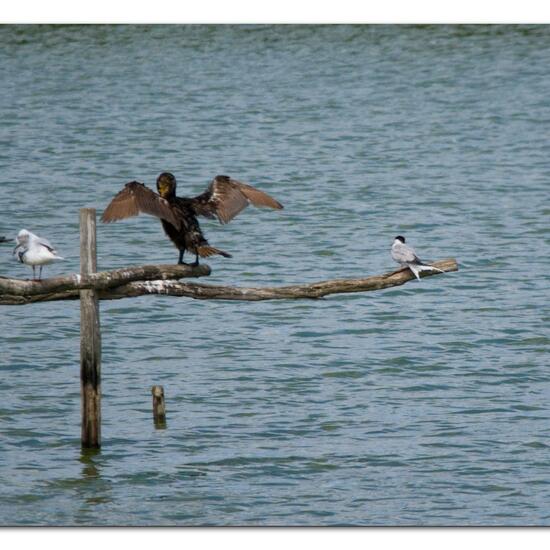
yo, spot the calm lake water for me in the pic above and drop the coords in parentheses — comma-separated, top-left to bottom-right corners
(0, 24, 549, 526)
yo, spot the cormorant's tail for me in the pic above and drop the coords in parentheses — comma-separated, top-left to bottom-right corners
(197, 245, 232, 258)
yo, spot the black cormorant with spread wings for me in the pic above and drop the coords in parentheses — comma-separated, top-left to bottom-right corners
(101, 172, 283, 265)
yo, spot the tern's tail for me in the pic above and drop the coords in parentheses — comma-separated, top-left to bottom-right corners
(407, 263, 422, 281)
(52, 254, 65, 260)
(408, 262, 444, 280)
(419, 263, 444, 274)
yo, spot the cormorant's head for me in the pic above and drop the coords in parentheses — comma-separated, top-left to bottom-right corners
(395, 235, 405, 243)
(156, 172, 177, 199)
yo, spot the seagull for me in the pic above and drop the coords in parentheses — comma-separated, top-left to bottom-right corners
(101, 172, 283, 266)
(13, 229, 64, 280)
(391, 235, 444, 281)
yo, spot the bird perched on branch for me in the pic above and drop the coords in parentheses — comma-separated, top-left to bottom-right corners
(13, 229, 64, 280)
(101, 172, 283, 265)
(391, 235, 444, 280)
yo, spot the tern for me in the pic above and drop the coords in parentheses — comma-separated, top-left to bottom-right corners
(391, 235, 444, 281)
(13, 229, 64, 280)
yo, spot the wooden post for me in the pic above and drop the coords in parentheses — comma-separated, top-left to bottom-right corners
(151, 385, 167, 428)
(80, 208, 101, 448)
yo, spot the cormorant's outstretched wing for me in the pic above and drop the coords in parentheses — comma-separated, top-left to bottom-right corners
(190, 175, 283, 225)
(101, 181, 181, 229)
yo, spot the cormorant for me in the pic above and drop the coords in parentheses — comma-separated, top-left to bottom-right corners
(101, 172, 283, 265)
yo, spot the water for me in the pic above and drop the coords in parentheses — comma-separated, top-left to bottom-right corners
(0, 24, 549, 526)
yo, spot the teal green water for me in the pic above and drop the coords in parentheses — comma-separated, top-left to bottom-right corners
(0, 24, 549, 526)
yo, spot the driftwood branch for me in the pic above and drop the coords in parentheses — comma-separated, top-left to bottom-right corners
(0, 264, 210, 305)
(0, 258, 458, 305)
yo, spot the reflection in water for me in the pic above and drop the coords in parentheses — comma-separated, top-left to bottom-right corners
(78, 448, 112, 507)
(80, 447, 101, 479)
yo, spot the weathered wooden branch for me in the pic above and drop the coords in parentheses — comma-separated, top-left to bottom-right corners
(0, 258, 457, 305)
(0, 264, 211, 304)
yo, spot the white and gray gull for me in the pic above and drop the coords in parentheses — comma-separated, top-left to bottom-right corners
(391, 235, 444, 281)
(13, 229, 64, 280)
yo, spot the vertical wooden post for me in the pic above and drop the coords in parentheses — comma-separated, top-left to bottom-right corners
(151, 385, 167, 428)
(80, 208, 101, 448)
